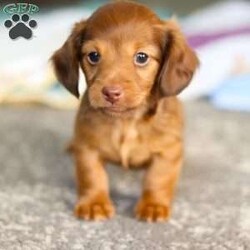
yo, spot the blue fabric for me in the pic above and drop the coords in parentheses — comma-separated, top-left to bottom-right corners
(210, 74, 250, 112)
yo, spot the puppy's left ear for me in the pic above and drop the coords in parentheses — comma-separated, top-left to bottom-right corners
(51, 21, 86, 98)
(158, 20, 199, 96)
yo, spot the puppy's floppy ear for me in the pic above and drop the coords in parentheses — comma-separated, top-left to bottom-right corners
(158, 20, 199, 96)
(51, 21, 86, 98)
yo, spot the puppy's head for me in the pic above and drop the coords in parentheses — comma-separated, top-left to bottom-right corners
(52, 2, 199, 115)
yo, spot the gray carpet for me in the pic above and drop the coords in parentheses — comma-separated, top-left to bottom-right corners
(0, 100, 249, 250)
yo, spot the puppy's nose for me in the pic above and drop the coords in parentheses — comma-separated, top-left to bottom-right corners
(102, 86, 123, 104)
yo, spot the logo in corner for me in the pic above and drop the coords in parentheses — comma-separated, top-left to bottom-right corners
(2, 3, 39, 40)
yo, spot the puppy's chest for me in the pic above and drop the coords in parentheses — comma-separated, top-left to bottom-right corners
(101, 120, 151, 168)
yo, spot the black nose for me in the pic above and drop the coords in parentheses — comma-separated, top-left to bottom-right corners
(102, 86, 123, 104)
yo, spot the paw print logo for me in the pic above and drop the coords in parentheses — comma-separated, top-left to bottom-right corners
(4, 14, 37, 40)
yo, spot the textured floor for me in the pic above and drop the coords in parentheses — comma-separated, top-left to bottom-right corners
(0, 100, 249, 250)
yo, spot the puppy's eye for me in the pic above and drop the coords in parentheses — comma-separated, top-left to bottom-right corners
(87, 52, 100, 65)
(134, 52, 149, 66)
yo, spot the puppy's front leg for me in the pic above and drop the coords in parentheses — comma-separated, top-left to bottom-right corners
(135, 141, 182, 222)
(73, 145, 115, 220)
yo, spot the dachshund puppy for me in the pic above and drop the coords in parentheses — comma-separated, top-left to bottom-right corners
(52, 1, 199, 222)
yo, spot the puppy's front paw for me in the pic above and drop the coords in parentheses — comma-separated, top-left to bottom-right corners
(74, 193, 115, 221)
(135, 197, 170, 222)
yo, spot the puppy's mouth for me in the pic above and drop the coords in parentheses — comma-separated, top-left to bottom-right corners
(101, 106, 137, 116)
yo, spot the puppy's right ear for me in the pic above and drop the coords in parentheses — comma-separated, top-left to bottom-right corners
(158, 20, 199, 96)
(51, 21, 86, 98)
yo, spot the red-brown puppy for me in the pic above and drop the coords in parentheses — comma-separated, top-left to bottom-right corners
(52, 1, 199, 222)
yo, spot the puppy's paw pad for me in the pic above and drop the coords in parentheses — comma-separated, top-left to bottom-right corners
(135, 200, 170, 222)
(74, 195, 115, 221)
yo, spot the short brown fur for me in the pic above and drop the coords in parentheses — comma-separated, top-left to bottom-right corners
(52, 1, 199, 222)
